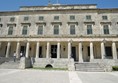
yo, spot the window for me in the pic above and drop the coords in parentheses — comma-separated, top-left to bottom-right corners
(24, 16, 29, 21)
(70, 25, 75, 35)
(54, 16, 59, 20)
(39, 16, 44, 21)
(8, 27, 13, 35)
(87, 25, 92, 34)
(86, 15, 91, 20)
(22, 26, 28, 35)
(70, 15, 75, 20)
(54, 25, 59, 35)
(103, 25, 109, 34)
(102, 16, 108, 20)
(38, 25, 43, 35)
(0, 18, 1, 22)
(10, 17, 15, 22)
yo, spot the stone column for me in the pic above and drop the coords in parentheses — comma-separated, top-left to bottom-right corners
(16, 42, 20, 58)
(25, 42, 30, 58)
(90, 42, 94, 60)
(112, 42, 117, 59)
(6, 42, 11, 58)
(57, 42, 60, 59)
(0, 42, 1, 48)
(79, 42, 83, 62)
(46, 42, 50, 58)
(68, 42, 71, 59)
(36, 42, 40, 58)
(101, 42, 105, 59)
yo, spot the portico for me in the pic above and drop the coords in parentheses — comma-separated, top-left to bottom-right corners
(0, 37, 118, 62)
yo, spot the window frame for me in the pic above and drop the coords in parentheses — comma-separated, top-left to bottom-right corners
(8, 26, 13, 35)
(24, 16, 29, 21)
(54, 16, 59, 21)
(70, 25, 76, 35)
(102, 16, 108, 20)
(103, 25, 109, 34)
(37, 25, 43, 35)
(53, 25, 59, 35)
(39, 16, 44, 21)
(87, 25, 93, 35)
(22, 26, 28, 35)
(70, 15, 75, 20)
(86, 15, 91, 20)
(10, 17, 15, 22)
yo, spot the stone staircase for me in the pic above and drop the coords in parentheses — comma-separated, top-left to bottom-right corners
(0, 58, 20, 69)
(75, 62, 105, 72)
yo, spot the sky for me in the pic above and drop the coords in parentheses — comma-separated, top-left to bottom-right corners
(0, 0, 118, 11)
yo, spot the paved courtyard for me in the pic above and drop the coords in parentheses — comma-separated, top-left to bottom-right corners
(0, 69, 118, 83)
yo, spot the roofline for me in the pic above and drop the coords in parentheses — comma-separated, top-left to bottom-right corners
(0, 8, 118, 14)
(20, 4, 97, 8)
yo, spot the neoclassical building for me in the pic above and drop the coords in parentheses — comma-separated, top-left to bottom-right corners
(0, 4, 118, 70)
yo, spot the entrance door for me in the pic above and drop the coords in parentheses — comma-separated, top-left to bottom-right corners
(51, 45, 57, 58)
(71, 47, 76, 61)
(105, 47, 112, 59)
(20, 46, 26, 56)
(39, 46, 42, 58)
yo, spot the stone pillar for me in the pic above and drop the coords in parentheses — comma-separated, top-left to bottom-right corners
(0, 42, 1, 48)
(57, 42, 60, 59)
(68, 42, 71, 59)
(90, 42, 94, 60)
(46, 42, 50, 58)
(101, 42, 105, 59)
(79, 42, 83, 62)
(112, 42, 117, 59)
(25, 42, 30, 58)
(36, 42, 40, 58)
(16, 42, 20, 58)
(6, 42, 11, 58)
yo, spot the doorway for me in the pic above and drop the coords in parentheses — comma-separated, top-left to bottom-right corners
(51, 45, 57, 58)
(39, 46, 42, 58)
(105, 47, 112, 59)
(71, 47, 76, 61)
(20, 46, 26, 56)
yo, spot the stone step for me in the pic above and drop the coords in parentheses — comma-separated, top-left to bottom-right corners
(0, 61, 20, 69)
(75, 63, 105, 72)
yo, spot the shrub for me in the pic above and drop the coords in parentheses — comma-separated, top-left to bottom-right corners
(112, 66, 118, 71)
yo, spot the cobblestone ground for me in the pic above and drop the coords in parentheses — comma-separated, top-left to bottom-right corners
(0, 69, 118, 83)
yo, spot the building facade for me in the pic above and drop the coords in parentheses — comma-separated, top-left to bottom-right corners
(0, 4, 118, 69)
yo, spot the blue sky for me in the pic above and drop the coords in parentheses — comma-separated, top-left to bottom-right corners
(0, 0, 118, 11)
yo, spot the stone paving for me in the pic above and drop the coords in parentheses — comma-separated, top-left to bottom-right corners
(0, 69, 118, 83)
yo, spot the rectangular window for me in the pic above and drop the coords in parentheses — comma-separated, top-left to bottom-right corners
(54, 16, 59, 20)
(10, 17, 15, 22)
(24, 16, 29, 21)
(54, 25, 59, 35)
(0, 18, 1, 22)
(70, 25, 75, 35)
(86, 15, 91, 20)
(38, 25, 43, 35)
(102, 16, 108, 20)
(103, 25, 109, 34)
(70, 15, 75, 20)
(22, 26, 28, 35)
(39, 16, 44, 21)
(87, 25, 92, 34)
(8, 26, 13, 35)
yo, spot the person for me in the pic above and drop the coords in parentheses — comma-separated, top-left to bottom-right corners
(13, 51, 16, 62)
(20, 51, 23, 58)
